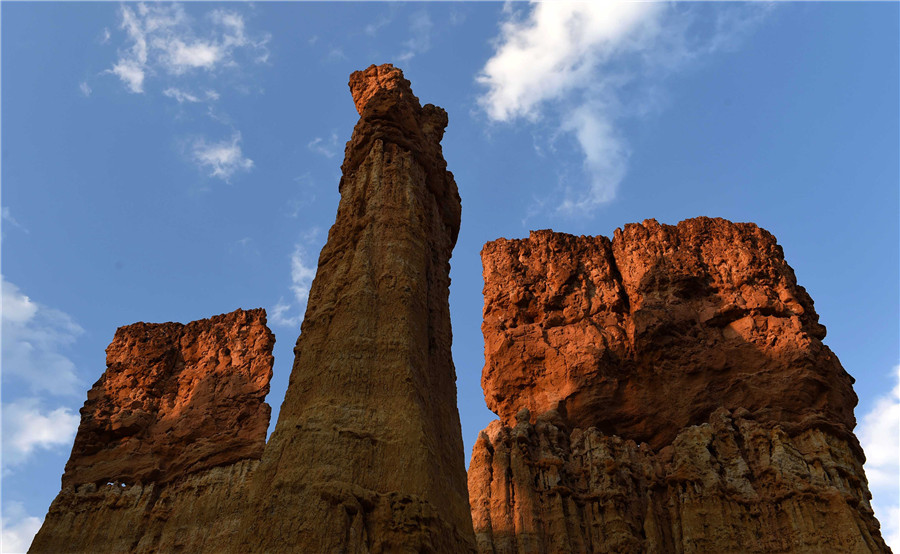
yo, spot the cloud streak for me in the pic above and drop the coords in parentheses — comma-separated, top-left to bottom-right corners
(270, 229, 322, 329)
(478, 2, 771, 216)
(307, 133, 340, 159)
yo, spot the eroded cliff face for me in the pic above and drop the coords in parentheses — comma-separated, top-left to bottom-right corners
(30, 309, 274, 553)
(469, 218, 889, 553)
(236, 64, 474, 552)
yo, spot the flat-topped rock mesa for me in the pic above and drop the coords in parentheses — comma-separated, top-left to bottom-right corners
(238, 63, 474, 552)
(481, 217, 857, 449)
(469, 218, 889, 553)
(30, 308, 274, 553)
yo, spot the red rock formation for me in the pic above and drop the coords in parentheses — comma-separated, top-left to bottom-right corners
(470, 218, 890, 553)
(238, 64, 474, 552)
(30, 308, 274, 553)
(481, 219, 857, 448)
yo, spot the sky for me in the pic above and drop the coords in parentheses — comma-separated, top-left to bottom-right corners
(1, 2, 897, 552)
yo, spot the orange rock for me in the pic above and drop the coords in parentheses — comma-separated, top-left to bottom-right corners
(481, 218, 857, 449)
(62, 308, 273, 488)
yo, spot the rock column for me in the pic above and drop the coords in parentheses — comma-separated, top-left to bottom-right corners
(240, 64, 474, 553)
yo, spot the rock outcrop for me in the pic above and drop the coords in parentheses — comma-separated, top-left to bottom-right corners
(236, 64, 474, 552)
(30, 309, 274, 553)
(469, 218, 890, 553)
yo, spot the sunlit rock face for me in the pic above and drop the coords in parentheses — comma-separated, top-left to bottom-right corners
(30, 308, 274, 553)
(469, 218, 890, 553)
(236, 64, 475, 553)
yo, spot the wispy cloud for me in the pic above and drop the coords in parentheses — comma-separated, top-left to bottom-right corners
(2, 207, 28, 235)
(106, 3, 269, 94)
(398, 11, 433, 63)
(163, 87, 218, 104)
(270, 229, 322, 329)
(478, 2, 771, 216)
(290, 242, 317, 307)
(1, 278, 83, 396)
(365, 13, 393, 38)
(859, 365, 900, 550)
(79, 81, 93, 97)
(190, 132, 253, 181)
(324, 47, 347, 63)
(1, 398, 80, 470)
(307, 133, 340, 159)
(1, 501, 43, 554)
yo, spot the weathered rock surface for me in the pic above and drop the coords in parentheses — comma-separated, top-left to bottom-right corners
(236, 64, 474, 552)
(469, 408, 887, 553)
(30, 309, 274, 553)
(471, 218, 889, 553)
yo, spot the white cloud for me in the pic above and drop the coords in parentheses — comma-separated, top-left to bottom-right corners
(478, 2, 771, 215)
(479, 2, 658, 122)
(290, 243, 317, 307)
(161, 39, 222, 73)
(398, 11, 433, 63)
(1, 398, 80, 470)
(106, 3, 268, 94)
(1, 502, 42, 554)
(1, 278, 83, 396)
(859, 365, 900, 550)
(190, 132, 253, 181)
(79, 81, 92, 97)
(270, 230, 322, 329)
(109, 60, 146, 94)
(307, 133, 340, 159)
(269, 299, 301, 329)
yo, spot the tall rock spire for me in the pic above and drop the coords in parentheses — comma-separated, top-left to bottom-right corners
(240, 64, 474, 552)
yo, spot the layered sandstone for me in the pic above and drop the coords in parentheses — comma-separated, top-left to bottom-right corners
(236, 64, 474, 552)
(470, 218, 889, 553)
(30, 309, 274, 553)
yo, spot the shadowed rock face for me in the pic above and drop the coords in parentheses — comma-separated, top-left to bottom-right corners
(30, 308, 274, 553)
(469, 218, 890, 553)
(238, 64, 474, 552)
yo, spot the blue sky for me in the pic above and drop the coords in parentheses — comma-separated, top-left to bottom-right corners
(1, 2, 897, 552)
